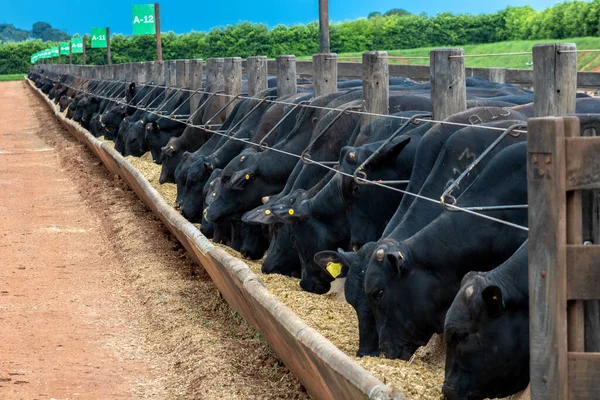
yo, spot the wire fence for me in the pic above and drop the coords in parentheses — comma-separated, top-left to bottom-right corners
(38, 72, 530, 232)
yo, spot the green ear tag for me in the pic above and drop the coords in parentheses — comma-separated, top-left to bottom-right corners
(326, 262, 343, 278)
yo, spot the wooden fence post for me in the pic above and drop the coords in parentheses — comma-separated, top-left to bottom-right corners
(224, 57, 242, 117)
(165, 60, 176, 87)
(533, 43, 577, 118)
(189, 59, 203, 112)
(533, 42, 583, 354)
(313, 53, 337, 97)
(362, 51, 389, 127)
(183, 59, 192, 88)
(528, 116, 577, 400)
(276, 55, 297, 97)
(246, 56, 268, 96)
(430, 48, 466, 121)
(152, 60, 165, 85)
(175, 60, 187, 87)
(206, 58, 224, 89)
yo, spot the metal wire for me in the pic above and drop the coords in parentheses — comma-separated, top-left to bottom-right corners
(40, 73, 530, 231)
(558, 49, 600, 53)
(103, 80, 529, 135)
(449, 52, 532, 58)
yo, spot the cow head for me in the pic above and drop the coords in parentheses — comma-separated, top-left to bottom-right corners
(159, 137, 182, 184)
(364, 238, 454, 360)
(205, 149, 281, 224)
(260, 222, 301, 278)
(442, 270, 529, 399)
(314, 242, 380, 357)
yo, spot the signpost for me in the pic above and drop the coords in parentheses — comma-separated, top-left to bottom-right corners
(71, 37, 84, 65)
(51, 46, 59, 64)
(91, 27, 111, 65)
(132, 3, 162, 60)
(60, 42, 70, 56)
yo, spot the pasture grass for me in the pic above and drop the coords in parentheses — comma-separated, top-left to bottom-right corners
(299, 37, 600, 71)
(0, 74, 26, 82)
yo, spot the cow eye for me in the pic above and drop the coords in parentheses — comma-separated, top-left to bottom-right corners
(373, 289, 384, 303)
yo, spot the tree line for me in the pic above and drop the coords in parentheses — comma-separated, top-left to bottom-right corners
(3, 1, 600, 74)
(0, 22, 69, 43)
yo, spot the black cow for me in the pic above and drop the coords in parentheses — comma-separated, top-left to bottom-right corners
(443, 242, 529, 400)
(364, 142, 528, 360)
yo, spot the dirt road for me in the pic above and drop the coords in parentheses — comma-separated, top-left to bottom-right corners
(0, 80, 307, 399)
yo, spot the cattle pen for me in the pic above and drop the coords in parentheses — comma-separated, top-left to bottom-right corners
(28, 41, 600, 400)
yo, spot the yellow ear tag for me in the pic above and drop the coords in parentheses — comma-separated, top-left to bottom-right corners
(265, 210, 271, 215)
(492, 295, 498, 300)
(326, 262, 343, 278)
(212, 193, 216, 197)
(245, 174, 250, 180)
(397, 251, 404, 259)
(288, 209, 294, 215)
(169, 145, 174, 150)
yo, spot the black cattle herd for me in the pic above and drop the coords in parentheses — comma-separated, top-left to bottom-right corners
(29, 68, 600, 400)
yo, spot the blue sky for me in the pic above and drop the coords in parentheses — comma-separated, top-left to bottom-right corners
(6, 0, 560, 36)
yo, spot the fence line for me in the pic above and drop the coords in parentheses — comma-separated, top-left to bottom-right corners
(38, 72, 530, 232)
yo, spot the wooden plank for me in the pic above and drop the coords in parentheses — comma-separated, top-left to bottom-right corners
(527, 116, 569, 400)
(430, 48, 466, 120)
(565, 117, 585, 353)
(276, 55, 297, 96)
(568, 352, 600, 400)
(29, 79, 403, 400)
(533, 43, 577, 117)
(567, 245, 600, 300)
(566, 137, 600, 191)
(313, 53, 337, 97)
(362, 51, 389, 127)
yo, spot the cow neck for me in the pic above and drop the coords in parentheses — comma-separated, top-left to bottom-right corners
(309, 175, 342, 219)
(404, 211, 506, 282)
(485, 244, 529, 306)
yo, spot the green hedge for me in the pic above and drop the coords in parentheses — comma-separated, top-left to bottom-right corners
(7, 1, 600, 74)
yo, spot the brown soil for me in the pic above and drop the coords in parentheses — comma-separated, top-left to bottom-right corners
(1, 80, 307, 399)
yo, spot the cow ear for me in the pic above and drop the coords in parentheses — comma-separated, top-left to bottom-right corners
(481, 285, 505, 318)
(385, 251, 408, 278)
(242, 207, 275, 225)
(204, 162, 214, 173)
(314, 250, 350, 279)
(230, 167, 256, 190)
(371, 135, 411, 165)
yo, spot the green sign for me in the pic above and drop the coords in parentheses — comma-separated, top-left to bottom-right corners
(51, 46, 59, 58)
(71, 37, 84, 54)
(60, 42, 70, 55)
(91, 27, 108, 48)
(132, 4, 156, 35)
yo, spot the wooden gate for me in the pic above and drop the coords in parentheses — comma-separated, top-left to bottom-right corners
(528, 115, 600, 399)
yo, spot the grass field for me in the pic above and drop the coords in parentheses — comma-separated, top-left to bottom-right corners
(0, 74, 26, 82)
(300, 37, 600, 71)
